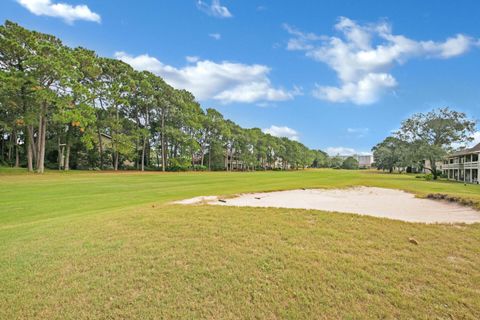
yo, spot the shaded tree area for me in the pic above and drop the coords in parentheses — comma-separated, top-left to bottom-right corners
(0, 21, 335, 172)
(372, 108, 476, 179)
(341, 156, 359, 170)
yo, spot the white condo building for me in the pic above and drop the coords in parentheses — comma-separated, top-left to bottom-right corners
(442, 143, 480, 184)
(338, 154, 374, 168)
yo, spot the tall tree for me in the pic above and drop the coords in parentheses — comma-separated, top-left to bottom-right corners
(372, 136, 410, 173)
(396, 107, 476, 179)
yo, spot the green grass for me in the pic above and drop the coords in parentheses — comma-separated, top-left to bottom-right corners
(1, 168, 479, 319)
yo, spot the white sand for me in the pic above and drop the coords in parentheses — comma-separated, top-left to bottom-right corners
(174, 195, 219, 205)
(175, 187, 480, 224)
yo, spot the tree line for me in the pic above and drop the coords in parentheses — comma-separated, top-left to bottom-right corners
(0, 21, 333, 173)
(372, 107, 476, 179)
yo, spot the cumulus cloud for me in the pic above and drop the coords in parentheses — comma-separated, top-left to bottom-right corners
(197, 0, 232, 18)
(326, 146, 371, 156)
(347, 127, 369, 138)
(17, 0, 101, 23)
(115, 52, 298, 104)
(263, 125, 300, 141)
(285, 17, 478, 105)
(186, 56, 200, 63)
(209, 33, 221, 40)
(472, 131, 480, 146)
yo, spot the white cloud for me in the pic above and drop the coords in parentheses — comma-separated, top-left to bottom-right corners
(326, 146, 371, 156)
(347, 127, 369, 134)
(115, 52, 298, 104)
(186, 56, 200, 63)
(451, 131, 480, 150)
(347, 127, 369, 138)
(256, 102, 276, 108)
(263, 125, 299, 141)
(472, 131, 480, 146)
(17, 0, 101, 24)
(209, 33, 221, 40)
(285, 17, 478, 105)
(213, 82, 294, 104)
(313, 73, 397, 104)
(197, 0, 232, 18)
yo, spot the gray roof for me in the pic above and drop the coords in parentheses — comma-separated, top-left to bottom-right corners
(449, 143, 480, 157)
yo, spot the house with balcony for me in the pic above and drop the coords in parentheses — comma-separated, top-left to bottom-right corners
(442, 143, 480, 183)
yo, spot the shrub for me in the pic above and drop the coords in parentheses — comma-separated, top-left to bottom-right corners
(341, 157, 359, 170)
(166, 158, 191, 171)
(424, 173, 433, 181)
(191, 165, 207, 171)
(166, 165, 189, 172)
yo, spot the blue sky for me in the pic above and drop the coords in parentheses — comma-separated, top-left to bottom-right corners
(2, 0, 480, 155)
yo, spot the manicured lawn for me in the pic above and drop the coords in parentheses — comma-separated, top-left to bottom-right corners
(1, 169, 479, 318)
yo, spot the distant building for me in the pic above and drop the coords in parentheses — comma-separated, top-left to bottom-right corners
(422, 159, 444, 174)
(442, 143, 480, 183)
(337, 154, 374, 168)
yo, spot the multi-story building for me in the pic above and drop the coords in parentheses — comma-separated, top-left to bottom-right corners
(442, 143, 480, 183)
(338, 154, 374, 168)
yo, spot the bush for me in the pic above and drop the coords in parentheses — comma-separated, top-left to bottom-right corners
(424, 173, 433, 181)
(209, 164, 226, 171)
(166, 165, 189, 172)
(341, 157, 359, 170)
(166, 158, 191, 171)
(191, 165, 207, 171)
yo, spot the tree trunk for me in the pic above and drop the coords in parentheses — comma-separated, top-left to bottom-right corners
(37, 109, 47, 173)
(0, 132, 4, 163)
(14, 131, 20, 168)
(114, 152, 119, 171)
(161, 111, 166, 171)
(7, 134, 13, 163)
(36, 114, 43, 170)
(57, 136, 62, 170)
(135, 139, 139, 170)
(26, 144, 33, 171)
(97, 129, 104, 170)
(65, 144, 70, 171)
(64, 126, 71, 171)
(430, 157, 438, 180)
(146, 143, 150, 167)
(28, 125, 37, 168)
(224, 148, 228, 171)
(96, 98, 105, 170)
(141, 136, 146, 171)
(208, 145, 212, 171)
(26, 126, 34, 172)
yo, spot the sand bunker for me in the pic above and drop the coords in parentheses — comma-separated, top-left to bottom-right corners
(175, 187, 480, 224)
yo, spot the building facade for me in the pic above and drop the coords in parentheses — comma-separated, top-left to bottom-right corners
(338, 154, 374, 168)
(442, 143, 480, 184)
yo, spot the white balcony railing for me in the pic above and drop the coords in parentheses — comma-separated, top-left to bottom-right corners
(443, 162, 479, 169)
